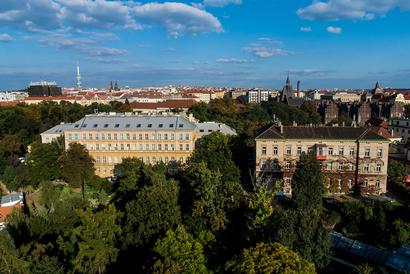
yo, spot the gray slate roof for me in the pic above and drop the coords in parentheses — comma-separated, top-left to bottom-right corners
(41, 123, 75, 135)
(68, 114, 197, 131)
(256, 125, 389, 141)
(196, 122, 237, 135)
(1, 192, 23, 205)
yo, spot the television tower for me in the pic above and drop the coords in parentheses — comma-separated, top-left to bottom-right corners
(76, 62, 82, 89)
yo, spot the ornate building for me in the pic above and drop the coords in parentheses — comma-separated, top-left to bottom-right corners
(255, 125, 390, 195)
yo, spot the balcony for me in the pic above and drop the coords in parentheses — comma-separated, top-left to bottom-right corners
(315, 144, 328, 161)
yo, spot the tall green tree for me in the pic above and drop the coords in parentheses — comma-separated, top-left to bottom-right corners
(59, 143, 94, 197)
(225, 242, 316, 274)
(154, 226, 208, 274)
(27, 141, 62, 186)
(123, 178, 181, 247)
(189, 132, 240, 184)
(292, 153, 324, 210)
(183, 162, 242, 231)
(0, 232, 29, 274)
(73, 205, 121, 274)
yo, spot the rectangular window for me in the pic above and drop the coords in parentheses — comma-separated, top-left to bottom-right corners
(339, 147, 344, 156)
(146, 144, 149, 150)
(179, 133, 183, 140)
(286, 146, 292, 156)
(338, 163, 343, 171)
(95, 133, 99, 140)
(164, 134, 168, 140)
(376, 180, 381, 188)
(120, 144, 124, 151)
(186, 144, 190, 151)
(107, 133, 111, 140)
(151, 134, 156, 140)
(349, 147, 355, 156)
(327, 162, 332, 171)
(139, 134, 143, 140)
(82, 133, 86, 140)
(273, 146, 278, 156)
(96, 144, 99, 150)
(152, 144, 156, 150)
(171, 144, 175, 151)
(348, 163, 354, 171)
(139, 144, 143, 150)
(120, 133, 124, 140)
(171, 133, 175, 140)
(185, 133, 190, 140)
(101, 133, 105, 140)
(297, 146, 302, 156)
(328, 147, 333, 156)
(133, 134, 137, 140)
(376, 164, 382, 173)
(158, 144, 162, 150)
(88, 133, 93, 140)
(365, 148, 370, 157)
(364, 164, 369, 172)
(180, 144, 183, 151)
(377, 148, 383, 158)
(158, 133, 162, 140)
(262, 146, 267, 155)
(74, 133, 78, 140)
(145, 134, 149, 140)
(285, 162, 291, 169)
(165, 144, 169, 151)
(114, 133, 117, 140)
(126, 133, 130, 140)
(68, 133, 72, 140)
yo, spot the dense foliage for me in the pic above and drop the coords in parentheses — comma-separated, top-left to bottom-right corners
(0, 99, 408, 273)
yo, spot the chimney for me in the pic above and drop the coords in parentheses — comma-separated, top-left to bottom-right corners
(280, 124, 284, 134)
(293, 121, 297, 126)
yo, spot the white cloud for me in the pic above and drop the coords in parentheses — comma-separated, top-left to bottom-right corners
(326, 26, 342, 34)
(135, 2, 222, 38)
(39, 33, 127, 57)
(0, 0, 62, 31)
(58, 0, 141, 30)
(297, 0, 410, 21)
(216, 57, 253, 64)
(289, 69, 334, 78)
(0, 33, 13, 42)
(243, 46, 293, 58)
(300, 27, 312, 32)
(202, 0, 242, 7)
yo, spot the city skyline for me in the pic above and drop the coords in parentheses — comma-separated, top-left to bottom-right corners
(1, 0, 410, 90)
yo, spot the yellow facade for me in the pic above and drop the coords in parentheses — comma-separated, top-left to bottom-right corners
(65, 129, 196, 177)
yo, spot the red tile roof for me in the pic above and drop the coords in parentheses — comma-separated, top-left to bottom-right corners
(0, 101, 18, 107)
(0, 204, 21, 223)
(130, 99, 197, 110)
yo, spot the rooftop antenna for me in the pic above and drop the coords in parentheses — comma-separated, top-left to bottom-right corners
(76, 62, 82, 89)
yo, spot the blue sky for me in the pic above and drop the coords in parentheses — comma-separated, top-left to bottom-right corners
(1, 0, 410, 90)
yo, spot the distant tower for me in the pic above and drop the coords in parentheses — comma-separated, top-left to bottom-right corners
(110, 81, 113, 91)
(76, 63, 82, 89)
(114, 80, 119, 91)
(297, 80, 301, 98)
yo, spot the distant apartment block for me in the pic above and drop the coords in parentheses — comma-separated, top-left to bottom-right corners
(255, 125, 390, 195)
(27, 81, 62, 97)
(41, 113, 236, 177)
(388, 118, 410, 143)
(246, 88, 278, 104)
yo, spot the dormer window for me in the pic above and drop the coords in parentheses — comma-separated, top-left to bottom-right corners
(93, 124, 98, 128)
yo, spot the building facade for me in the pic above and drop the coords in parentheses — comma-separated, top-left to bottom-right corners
(388, 118, 410, 144)
(255, 125, 390, 195)
(44, 113, 236, 178)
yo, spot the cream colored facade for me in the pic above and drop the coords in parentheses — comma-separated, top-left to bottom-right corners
(42, 113, 236, 178)
(255, 126, 390, 195)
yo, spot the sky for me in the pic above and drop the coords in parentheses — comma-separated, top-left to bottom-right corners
(1, 0, 410, 90)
